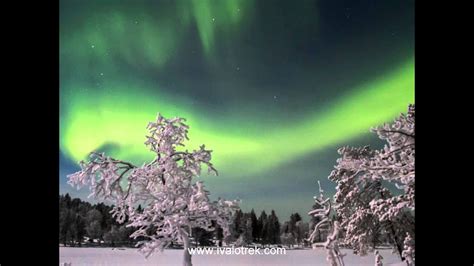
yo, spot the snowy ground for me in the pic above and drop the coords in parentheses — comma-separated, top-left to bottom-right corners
(60, 247, 404, 265)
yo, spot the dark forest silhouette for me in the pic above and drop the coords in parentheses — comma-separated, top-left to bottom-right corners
(59, 194, 321, 248)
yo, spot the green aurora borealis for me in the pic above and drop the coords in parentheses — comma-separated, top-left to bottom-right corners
(60, 0, 414, 219)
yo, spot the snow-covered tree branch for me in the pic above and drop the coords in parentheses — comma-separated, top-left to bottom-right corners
(68, 114, 239, 266)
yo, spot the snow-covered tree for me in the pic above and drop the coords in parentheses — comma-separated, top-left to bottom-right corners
(369, 105, 415, 259)
(329, 105, 415, 261)
(68, 114, 239, 266)
(308, 181, 346, 266)
(329, 146, 391, 256)
(309, 199, 326, 243)
(402, 233, 415, 265)
(374, 250, 384, 266)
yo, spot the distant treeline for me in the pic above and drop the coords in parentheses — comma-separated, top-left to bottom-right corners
(59, 194, 326, 248)
(59, 193, 137, 247)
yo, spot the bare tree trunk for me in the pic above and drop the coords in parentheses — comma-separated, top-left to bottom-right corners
(387, 222, 404, 261)
(180, 228, 193, 266)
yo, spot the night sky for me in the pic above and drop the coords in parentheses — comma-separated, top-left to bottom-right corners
(60, 0, 414, 221)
